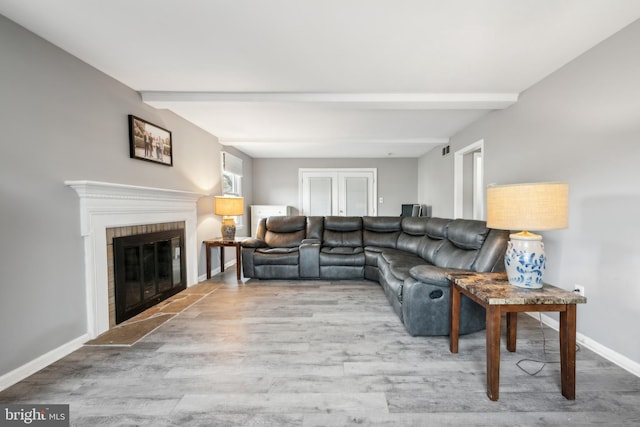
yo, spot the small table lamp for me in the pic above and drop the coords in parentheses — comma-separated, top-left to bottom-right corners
(486, 182, 568, 288)
(214, 196, 244, 240)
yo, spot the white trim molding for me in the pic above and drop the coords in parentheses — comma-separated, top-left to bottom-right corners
(533, 313, 640, 378)
(454, 139, 484, 219)
(0, 333, 89, 392)
(65, 180, 205, 338)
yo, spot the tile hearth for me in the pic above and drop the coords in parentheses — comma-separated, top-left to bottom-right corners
(86, 282, 218, 346)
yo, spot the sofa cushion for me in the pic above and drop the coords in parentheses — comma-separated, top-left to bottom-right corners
(472, 229, 510, 272)
(401, 217, 429, 235)
(322, 246, 363, 255)
(446, 219, 490, 250)
(266, 216, 307, 233)
(254, 247, 299, 265)
(428, 219, 490, 269)
(265, 229, 306, 248)
(363, 231, 400, 248)
(432, 241, 479, 269)
(320, 247, 365, 266)
(416, 236, 445, 264)
(323, 230, 362, 247)
(323, 216, 363, 247)
(240, 237, 268, 248)
(324, 216, 363, 231)
(380, 248, 410, 263)
(363, 216, 401, 249)
(396, 233, 425, 255)
(264, 216, 307, 248)
(363, 216, 402, 232)
(425, 217, 451, 239)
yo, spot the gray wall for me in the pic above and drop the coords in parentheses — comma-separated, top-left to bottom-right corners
(418, 20, 640, 366)
(0, 15, 243, 377)
(252, 158, 418, 217)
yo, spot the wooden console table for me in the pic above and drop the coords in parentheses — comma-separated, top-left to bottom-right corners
(204, 238, 243, 280)
(447, 272, 587, 401)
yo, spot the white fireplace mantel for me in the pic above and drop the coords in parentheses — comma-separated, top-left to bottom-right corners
(65, 180, 206, 338)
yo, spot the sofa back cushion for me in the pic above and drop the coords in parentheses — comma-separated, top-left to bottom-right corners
(264, 216, 307, 248)
(416, 217, 451, 263)
(447, 219, 490, 250)
(323, 216, 363, 247)
(473, 228, 510, 272)
(396, 217, 429, 254)
(362, 216, 401, 248)
(432, 219, 489, 269)
(425, 217, 451, 240)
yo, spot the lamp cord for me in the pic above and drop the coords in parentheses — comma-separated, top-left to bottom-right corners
(516, 313, 581, 376)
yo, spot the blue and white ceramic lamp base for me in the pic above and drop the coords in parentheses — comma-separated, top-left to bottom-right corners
(505, 231, 546, 289)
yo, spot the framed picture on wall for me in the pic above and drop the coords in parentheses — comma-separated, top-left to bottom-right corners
(128, 115, 173, 166)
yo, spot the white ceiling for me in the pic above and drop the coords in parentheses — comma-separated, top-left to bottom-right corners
(2, 0, 640, 158)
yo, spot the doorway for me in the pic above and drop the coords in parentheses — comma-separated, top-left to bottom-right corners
(299, 168, 377, 216)
(454, 140, 484, 220)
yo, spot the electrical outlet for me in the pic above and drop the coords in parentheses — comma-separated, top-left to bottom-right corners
(574, 285, 585, 297)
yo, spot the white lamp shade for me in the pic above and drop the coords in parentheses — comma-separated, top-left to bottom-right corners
(486, 182, 568, 232)
(214, 196, 244, 216)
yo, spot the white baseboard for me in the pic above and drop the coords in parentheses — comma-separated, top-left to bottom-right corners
(0, 333, 89, 392)
(532, 313, 640, 377)
(198, 260, 236, 283)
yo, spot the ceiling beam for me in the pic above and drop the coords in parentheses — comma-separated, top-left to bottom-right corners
(141, 91, 519, 110)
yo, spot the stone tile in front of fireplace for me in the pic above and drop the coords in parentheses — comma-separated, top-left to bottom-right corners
(85, 281, 222, 346)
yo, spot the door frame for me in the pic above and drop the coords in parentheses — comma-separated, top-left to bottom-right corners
(453, 139, 484, 219)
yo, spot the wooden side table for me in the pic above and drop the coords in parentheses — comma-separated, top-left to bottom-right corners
(447, 272, 587, 401)
(204, 238, 243, 280)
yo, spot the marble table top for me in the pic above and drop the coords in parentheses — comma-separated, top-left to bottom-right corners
(446, 272, 588, 305)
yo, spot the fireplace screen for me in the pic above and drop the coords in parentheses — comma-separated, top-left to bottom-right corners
(113, 229, 186, 324)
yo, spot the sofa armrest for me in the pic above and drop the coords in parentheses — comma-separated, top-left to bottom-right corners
(299, 239, 321, 278)
(241, 238, 268, 248)
(241, 247, 256, 277)
(409, 265, 471, 288)
(402, 275, 486, 336)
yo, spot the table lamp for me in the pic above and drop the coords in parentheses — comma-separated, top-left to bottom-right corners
(214, 196, 244, 240)
(486, 182, 568, 288)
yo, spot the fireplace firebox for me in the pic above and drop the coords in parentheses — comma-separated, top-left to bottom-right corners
(113, 229, 186, 324)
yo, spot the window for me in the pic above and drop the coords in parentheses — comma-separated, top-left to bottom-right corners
(222, 171, 241, 196)
(221, 152, 244, 227)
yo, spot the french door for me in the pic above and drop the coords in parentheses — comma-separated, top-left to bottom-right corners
(299, 168, 377, 216)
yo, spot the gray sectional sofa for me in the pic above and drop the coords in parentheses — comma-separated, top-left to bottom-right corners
(241, 215, 509, 336)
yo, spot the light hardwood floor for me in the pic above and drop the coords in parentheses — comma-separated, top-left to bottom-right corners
(2, 270, 640, 426)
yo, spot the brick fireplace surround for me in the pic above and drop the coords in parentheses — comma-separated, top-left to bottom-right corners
(66, 181, 204, 338)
